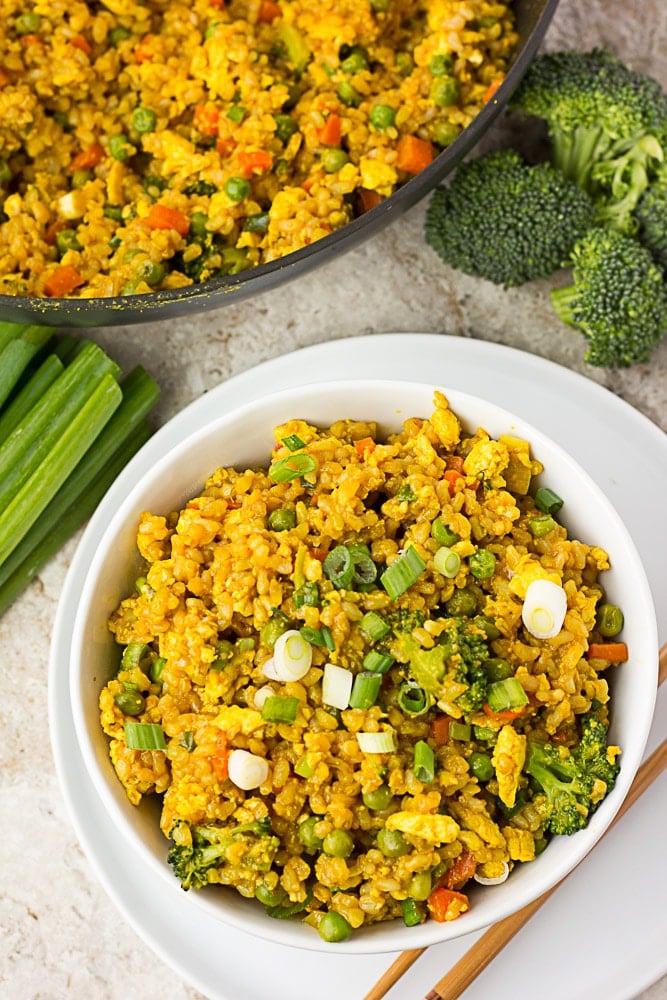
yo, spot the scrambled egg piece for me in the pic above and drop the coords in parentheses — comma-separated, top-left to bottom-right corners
(214, 705, 265, 736)
(492, 725, 527, 809)
(508, 554, 562, 599)
(385, 811, 460, 845)
(503, 827, 536, 861)
(463, 438, 510, 488)
(429, 392, 461, 450)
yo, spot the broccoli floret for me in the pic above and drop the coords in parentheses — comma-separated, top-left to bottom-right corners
(634, 166, 667, 271)
(385, 608, 426, 633)
(167, 818, 279, 890)
(511, 49, 667, 232)
(550, 226, 667, 367)
(392, 616, 490, 715)
(424, 150, 595, 286)
(525, 715, 620, 836)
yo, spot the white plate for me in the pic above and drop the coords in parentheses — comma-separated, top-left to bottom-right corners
(49, 334, 667, 1000)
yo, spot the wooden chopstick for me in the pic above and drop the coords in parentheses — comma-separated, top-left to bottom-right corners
(364, 641, 667, 1000)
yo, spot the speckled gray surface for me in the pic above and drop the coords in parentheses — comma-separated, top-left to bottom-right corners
(1, 1, 666, 998)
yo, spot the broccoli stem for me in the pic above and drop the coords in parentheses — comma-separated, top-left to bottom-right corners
(553, 125, 607, 190)
(550, 284, 579, 326)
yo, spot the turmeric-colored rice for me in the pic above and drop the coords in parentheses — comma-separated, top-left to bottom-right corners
(99, 392, 623, 940)
(0, 0, 518, 298)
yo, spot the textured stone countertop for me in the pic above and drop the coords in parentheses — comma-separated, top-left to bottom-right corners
(1, 1, 666, 998)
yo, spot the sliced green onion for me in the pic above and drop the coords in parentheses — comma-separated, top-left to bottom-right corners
(150, 656, 166, 684)
(228, 748, 269, 789)
(362, 649, 395, 674)
(380, 545, 426, 600)
(529, 514, 557, 537)
(179, 731, 196, 752)
(401, 898, 423, 927)
(322, 662, 353, 709)
(294, 581, 319, 608)
(431, 518, 459, 547)
(449, 721, 472, 740)
(473, 724, 497, 741)
(124, 721, 167, 750)
(359, 610, 390, 641)
(522, 579, 567, 639)
(269, 453, 317, 482)
(413, 739, 435, 783)
(294, 754, 315, 778)
(356, 730, 396, 754)
(534, 487, 564, 515)
(486, 677, 529, 712)
(397, 680, 429, 716)
(321, 625, 335, 651)
(272, 629, 312, 680)
(299, 625, 327, 647)
(433, 546, 461, 578)
(238, 637, 255, 652)
(323, 545, 354, 588)
(252, 684, 275, 711)
(351, 551, 378, 589)
(281, 433, 306, 451)
(469, 549, 496, 580)
(261, 694, 300, 723)
(349, 671, 382, 709)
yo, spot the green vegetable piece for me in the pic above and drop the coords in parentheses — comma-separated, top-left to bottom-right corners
(132, 107, 157, 134)
(114, 690, 146, 716)
(298, 815, 323, 852)
(323, 829, 354, 858)
(268, 507, 296, 531)
(225, 176, 252, 202)
(377, 827, 409, 858)
(318, 911, 353, 942)
(468, 751, 494, 782)
(469, 549, 496, 580)
(362, 785, 393, 811)
(596, 603, 624, 637)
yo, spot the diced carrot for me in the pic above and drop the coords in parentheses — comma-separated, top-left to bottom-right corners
(215, 137, 234, 157)
(211, 732, 229, 781)
(309, 546, 328, 562)
(145, 204, 190, 235)
(440, 851, 477, 891)
(587, 642, 628, 663)
(70, 34, 92, 57)
(354, 436, 376, 458)
(356, 187, 384, 213)
(69, 142, 104, 172)
(238, 149, 273, 176)
(427, 887, 469, 922)
(258, 0, 281, 22)
(443, 469, 465, 495)
(43, 264, 84, 298)
(20, 34, 43, 48)
(483, 702, 526, 724)
(193, 103, 220, 136)
(0, 68, 11, 87)
(135, 33, 155, 63)
(317, 112, 342, 147)
(209, 0, 225, 6)
(431, 714, 451, 746)
(483, 76, 504, 103)
(395, 134, 434, 174)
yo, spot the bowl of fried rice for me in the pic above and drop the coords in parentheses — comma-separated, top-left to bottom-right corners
(68, 378, 658, 952)
(0, 0, 559, 326)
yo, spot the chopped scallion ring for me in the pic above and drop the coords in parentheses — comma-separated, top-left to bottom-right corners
(349, 671, 382, 709)
(522, 579, 567, 639)
(486, 677, 529, 712)
(272, 629, 313, 680)
(323, 545, 354, 589)
(433, 545, 461, 578)
(261, 694, 300, 723)
(359, 611, 390, 641)
(362, 649, 395, 674)
(281, 434, 306, 451)
(380, 545, 426, 599)
(356, 730, 396, 754)
(397, 680, 429, 716)
(322, 662, 353, 710)
(253, 684, 275, 710)
(413, 739, 435, 783)
(228, 749, 269, 790)
(269, 453, 317, 482)
(534, 487, 564, 515)
(124, 721, 167, 751)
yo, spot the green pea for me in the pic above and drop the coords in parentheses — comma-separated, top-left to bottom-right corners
(430, 76, 460, 108)
(227, 104, 245, 124)
(71, 169, 92, 188)
(369, 104, 396, 129)
(15, 12, 41, 34)
(109, 26, 131, 46)
(189, 211, 209, 238)
(431, 517, 459, 546)
(341, 49, 368, 74)
(298, 815, 324, 852)
(362, 785, 393, 811)
(395, 52, 414, 76)
(473, 614, 501, 640)
(596, 603, 624, 638)
(429, 54, 454, 76)
(484, 657, 513, 682)
(225, 176, 251, 202)
(135, 260, 165, 287)
(268, 508, 296, 531)
(408, 871, 432, 901)
(132, 107, 157, 134)
(377, 827, 409, 858)
(468, 751, 494, 782)
(260, 615, 290, 650)
(318, 911, 353, 942)
(337, 81, 361, 107)
(445, 586, 480, 617)
(321, 148, 348, 173)
(108, 134, 134, 161)
(255, 881, 288, 907)
(432, 120, 461, 147)
(114, 690, 146, 716)
(323, 829, 354, 858)
(56, 229, 81, 256)
(469, 549, 496, 580)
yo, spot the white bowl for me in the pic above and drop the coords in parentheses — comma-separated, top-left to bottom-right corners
(69, 379, 658, 954)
